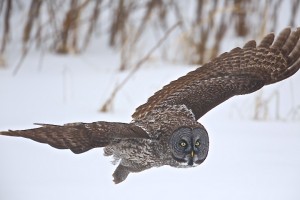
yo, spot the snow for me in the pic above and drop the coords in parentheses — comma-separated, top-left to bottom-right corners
(0, 2, 300, 199)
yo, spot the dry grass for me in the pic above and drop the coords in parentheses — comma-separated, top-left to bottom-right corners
(1, 0, 299, 67)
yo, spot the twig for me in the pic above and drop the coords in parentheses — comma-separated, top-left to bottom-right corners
(12, 44, 30, 75)
(1, 0, 11, 54)
(82, 0, 102, 51)
(100, 21, 181, 112)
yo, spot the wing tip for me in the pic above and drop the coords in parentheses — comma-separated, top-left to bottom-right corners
(0, 130, 20, 137)
(33, 123, 59, 127)
(243, 40, 256, 48)
(271, 27, 292, 49)
(258, 33, 275, 48)
(0, 131, 6, 136)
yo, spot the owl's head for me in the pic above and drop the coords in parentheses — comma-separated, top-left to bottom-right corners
(169, 126, 209, 166)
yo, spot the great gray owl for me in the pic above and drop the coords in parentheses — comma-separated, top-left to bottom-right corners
(1, 27, 300, 184)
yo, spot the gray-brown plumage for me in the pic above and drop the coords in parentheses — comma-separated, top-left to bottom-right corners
(1, 27, 300, 184)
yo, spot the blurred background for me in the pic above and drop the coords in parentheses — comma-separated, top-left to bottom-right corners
(1, 0, 300, 66)
(0, 1, 300, 200)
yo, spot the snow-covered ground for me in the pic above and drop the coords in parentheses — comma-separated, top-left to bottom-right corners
(0, 2, 300, 198)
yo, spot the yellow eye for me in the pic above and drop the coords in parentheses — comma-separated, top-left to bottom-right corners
(179, 141, 187, 147)
(195, 140, 200, 147)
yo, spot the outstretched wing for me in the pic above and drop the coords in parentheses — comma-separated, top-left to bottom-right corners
(132, 27, 300, 120)
(0, 122, 148, 154)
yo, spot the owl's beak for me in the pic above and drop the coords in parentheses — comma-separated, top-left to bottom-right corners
(187, 151, 195, 166)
